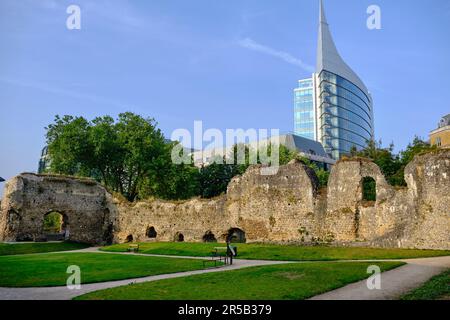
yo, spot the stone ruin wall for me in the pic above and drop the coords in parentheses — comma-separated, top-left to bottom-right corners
(115, 161, 322, 244)
(0, 174, 118, 244)
(115, 197, 228, 243)
(323, 150, 450, 249)
(0, 150, 449, 250)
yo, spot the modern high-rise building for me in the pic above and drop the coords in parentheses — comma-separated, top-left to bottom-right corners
(294, 0, 375, 160)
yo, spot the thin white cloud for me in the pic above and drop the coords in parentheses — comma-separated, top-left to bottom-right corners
(238, 38, 314, 73)
(0, 77, 129, 109)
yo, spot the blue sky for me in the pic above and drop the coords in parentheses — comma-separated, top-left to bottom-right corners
(1, 0, 450, 191)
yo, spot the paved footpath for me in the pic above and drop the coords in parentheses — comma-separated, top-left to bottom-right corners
(1, 247, 449, 300)
(310, 255, 450, 300)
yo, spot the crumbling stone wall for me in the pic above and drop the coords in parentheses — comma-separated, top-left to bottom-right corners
(0, 174, 117, 244)
(324, 151, 449, 249)
(325, 159, 399, 242)
(0, 151, 449, 250)
(114, 160, 319, 244)
(114, 197, 228, 243)
(225, 161, 320, 243)
(401, 150, 450, 249)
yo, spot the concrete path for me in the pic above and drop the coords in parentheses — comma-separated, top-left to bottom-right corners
(1, 247, 449, 300)
(310, 255, 450, 300)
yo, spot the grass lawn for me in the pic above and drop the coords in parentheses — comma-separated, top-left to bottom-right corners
(0, 253, 213, 287)
(75, 261, 404, 300)
(101, 242, 450, 261)
(0, 241, 90, 256)
(401, 269, 450, 300)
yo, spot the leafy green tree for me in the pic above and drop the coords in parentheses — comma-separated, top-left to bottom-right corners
(351, 139, 403, 185)
(296, 156, 330, 187)
(113, 112, 167, 200)
(46, 115, 92, 176)
(351, 137, 436, 187)
(88, 115, 124, 192)
(46, 113, 178, 201)
(362, 177, 376, 201)
(229, 144, 254, 175)
(142, 144, 200, 200)
(400, 136, 436, 165)
(198, 156, 238, 198)
(43, 212, 62, 234)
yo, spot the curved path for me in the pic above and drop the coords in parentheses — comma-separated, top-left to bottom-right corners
(310, 255, 450, 300)
(0, 247, 449, 300)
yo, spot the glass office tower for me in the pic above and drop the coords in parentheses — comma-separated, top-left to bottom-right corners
(294, 79, 315, 140)
(294, 0, 375, 160)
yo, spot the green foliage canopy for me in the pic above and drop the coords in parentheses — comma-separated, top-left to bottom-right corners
(350, 137, 436, 187)
(46, 113, 198, 201)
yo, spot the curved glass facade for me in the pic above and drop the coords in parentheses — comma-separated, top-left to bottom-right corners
(293, 1, 374, 161)
(318, 70, 374, 160)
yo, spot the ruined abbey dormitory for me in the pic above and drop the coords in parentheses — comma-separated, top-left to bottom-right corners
(0, 150, 449, 250)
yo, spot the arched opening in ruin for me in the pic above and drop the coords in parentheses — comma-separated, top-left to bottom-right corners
(174, 232, 184, 242)
(42, 211, 68, 241)
(146, 226, 157, 238)
(202, 231, 217, 243)
(125, 234, 134, 243)
(361, 177, 377, 204)
(226, 228, 246, 243)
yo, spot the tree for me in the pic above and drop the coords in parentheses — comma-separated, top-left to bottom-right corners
(229, 144, 254, 175)
(296, 156, 330, 187)
(113, 112, 167, 201)
(141, 144, 200, 200)
(88, 115, 124, 192)
(46, 115, 92, 176)
(351, 137, 436, 187)
(46, 112, 176, 201)
(43, 212, 63, 234)
(400, 136, 436, 165)
(198, 156, 238, 198)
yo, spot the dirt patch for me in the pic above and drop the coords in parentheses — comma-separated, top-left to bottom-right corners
(276, 272, 305, 280)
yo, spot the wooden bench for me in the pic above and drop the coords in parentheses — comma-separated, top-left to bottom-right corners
(127, 244, 139, 253)
(202, 247, 229, 268)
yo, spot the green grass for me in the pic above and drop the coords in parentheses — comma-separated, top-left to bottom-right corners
(401, 269, 450, 300)
(0, 253, 213, 287)
(101, 242, 450, 261)
(75, 261, 404, 300)
(0, 242, 90, 256)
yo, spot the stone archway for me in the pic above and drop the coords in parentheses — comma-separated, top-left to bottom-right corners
(146, 226, 157, 238)
(42, 211, 68, 241)
(226, 228, 246, 243)
(174, 232, 184, 242)
(202, 231, 217, 243)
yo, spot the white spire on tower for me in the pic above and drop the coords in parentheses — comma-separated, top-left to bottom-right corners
(316, 0, 369, 94)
